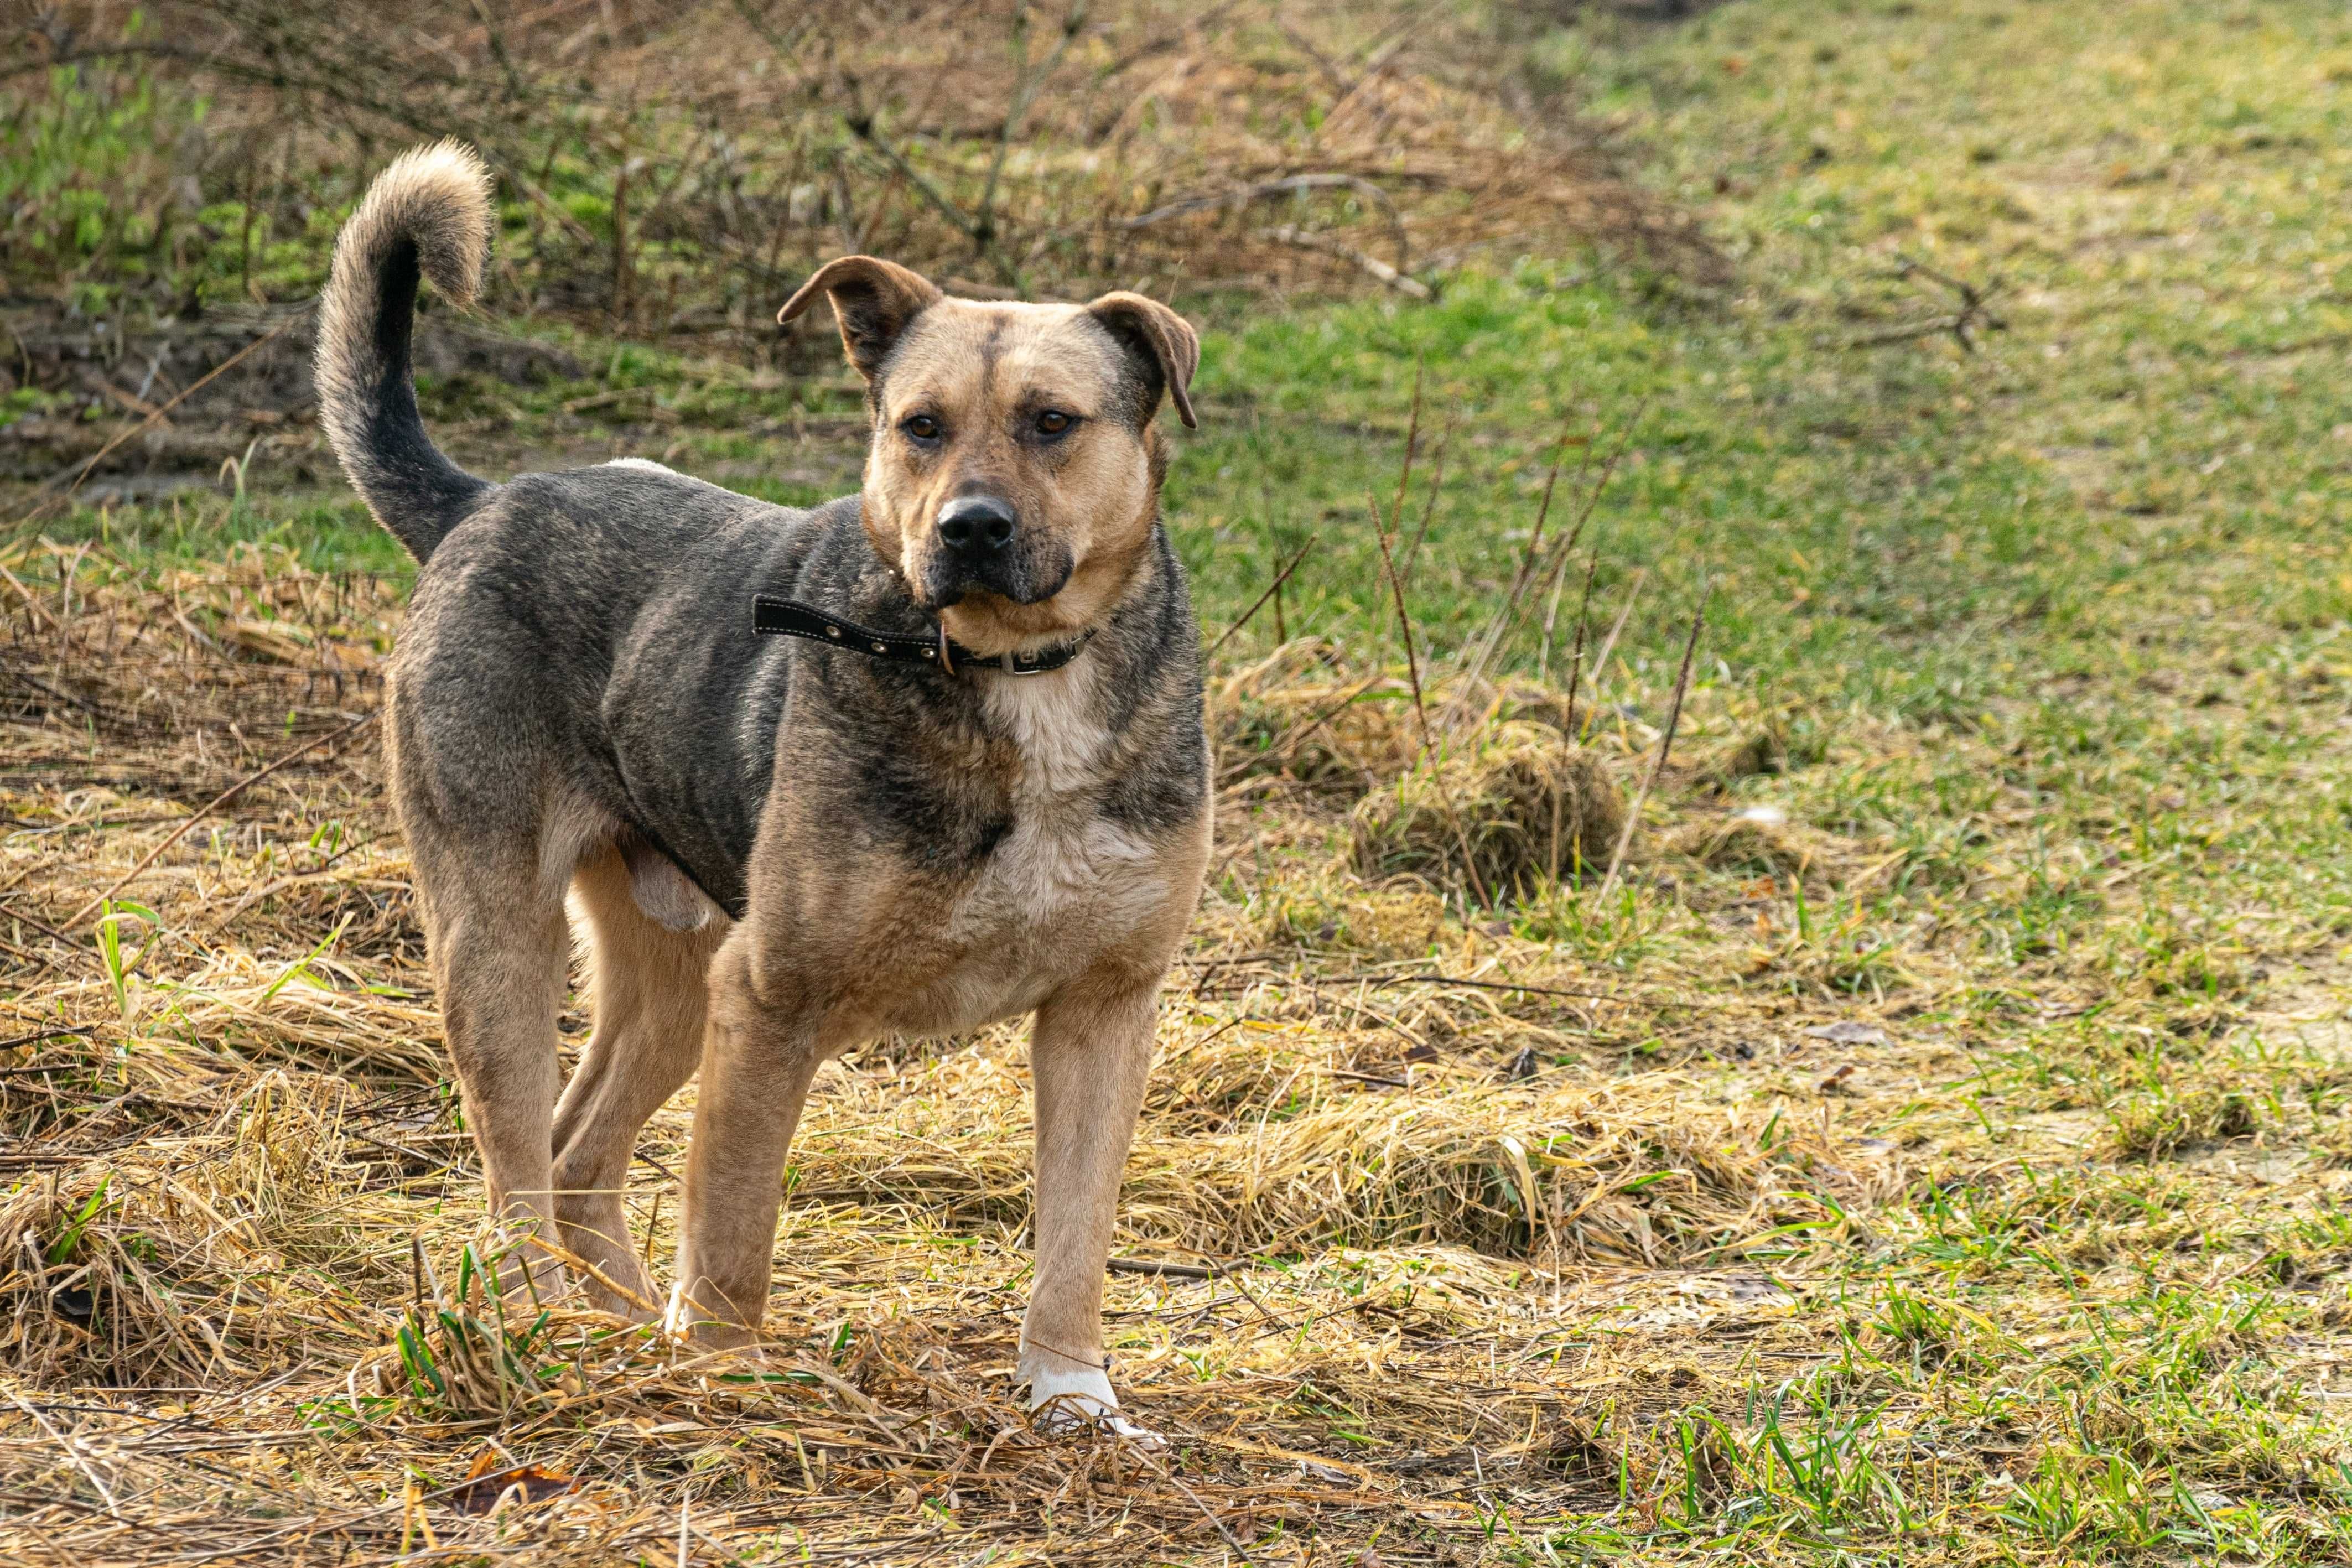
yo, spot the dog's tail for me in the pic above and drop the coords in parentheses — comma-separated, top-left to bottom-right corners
(315, 141, 496, 563)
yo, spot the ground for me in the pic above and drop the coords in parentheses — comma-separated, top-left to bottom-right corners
(8, 1, 2352, 1562)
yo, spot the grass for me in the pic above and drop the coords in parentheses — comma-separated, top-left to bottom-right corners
(11, 0, 2352, 1562)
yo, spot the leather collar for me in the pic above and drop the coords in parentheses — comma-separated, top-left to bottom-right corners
(752, 594, 1095, 677)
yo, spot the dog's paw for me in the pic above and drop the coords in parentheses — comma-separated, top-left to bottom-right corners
(1024, 1363, 1165, 1448)
(660, 1284, 767, 1353)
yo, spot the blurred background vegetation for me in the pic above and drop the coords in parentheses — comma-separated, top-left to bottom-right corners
(5, 1, 1705, 346)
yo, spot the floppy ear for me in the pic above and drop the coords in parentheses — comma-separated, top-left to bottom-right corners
(1086, 292, 1200, 429)
(778, 256, 944, 378)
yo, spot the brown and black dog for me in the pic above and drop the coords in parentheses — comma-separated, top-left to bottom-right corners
(316, 142, 1209, 1434)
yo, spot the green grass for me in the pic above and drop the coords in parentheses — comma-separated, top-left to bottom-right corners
(18, 0, 2352, 1560)
(51, 491, 417, 578)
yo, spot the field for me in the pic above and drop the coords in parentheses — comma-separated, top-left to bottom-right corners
(9, 1, 2352, 1562)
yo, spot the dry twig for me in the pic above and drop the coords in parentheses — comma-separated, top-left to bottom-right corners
(1845, 254, 2008, 352)
(1598, 583, 1706, 897)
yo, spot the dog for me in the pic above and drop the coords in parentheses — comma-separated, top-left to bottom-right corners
(315, 142, 1209, 1434)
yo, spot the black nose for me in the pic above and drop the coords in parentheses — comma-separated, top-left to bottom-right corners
(937, 495, 1017, 556)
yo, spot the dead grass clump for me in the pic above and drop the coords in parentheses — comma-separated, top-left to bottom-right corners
(1709, 728, 1789, 784)
(1351, 722, 1625, 901)
(1668, 811, 1818, 880)
(353, 1260, 580, 1424)
(2131, 933, 2257, 1006)
(1221, 698, 1403, 793)
(0, 1129, 375, 1389)
(1127, 1083, 1832, 1264)
(1145, 1018, 1327, 1133)
(783, 1019, 1853, 1267)
(1214, 655, 1422, 799)
(151, 948, 448, 1079)
(2102, 1077, 2263, 1161)
(1252, 882, 1453, 959)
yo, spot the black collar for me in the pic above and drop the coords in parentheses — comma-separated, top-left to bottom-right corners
(752, 594, 1095, 677)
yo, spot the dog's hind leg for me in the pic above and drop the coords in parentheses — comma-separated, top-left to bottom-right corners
(408, 828, 573, 1299)
(552, 844, 725, 1316)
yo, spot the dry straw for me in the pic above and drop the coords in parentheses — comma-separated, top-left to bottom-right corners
(0, 532, 1883, 1562)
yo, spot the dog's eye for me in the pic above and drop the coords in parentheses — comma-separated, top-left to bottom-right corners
(1035, 410, 1074, 437)
(904, 414, 942, 442)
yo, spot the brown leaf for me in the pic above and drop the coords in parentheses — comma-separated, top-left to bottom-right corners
(450, 1449, 580, 1515)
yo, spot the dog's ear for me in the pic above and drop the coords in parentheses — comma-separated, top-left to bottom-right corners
(1085, 292, 1200, 430)
(779, 257, 944, 378)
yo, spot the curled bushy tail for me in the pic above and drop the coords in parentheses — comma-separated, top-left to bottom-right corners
(315, 141, 496, 562)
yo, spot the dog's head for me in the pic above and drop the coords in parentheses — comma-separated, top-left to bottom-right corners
(780, 257, 1198, 655)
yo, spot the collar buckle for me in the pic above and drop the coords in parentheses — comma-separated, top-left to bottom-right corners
(1000, 629, 1094, 677)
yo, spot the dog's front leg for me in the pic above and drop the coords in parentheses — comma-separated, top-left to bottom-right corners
(1022, 975, 1161, 1436)
(667, 929, 821, 1346)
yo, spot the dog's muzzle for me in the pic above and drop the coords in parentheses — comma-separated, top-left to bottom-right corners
(922, 495, 1069, 606)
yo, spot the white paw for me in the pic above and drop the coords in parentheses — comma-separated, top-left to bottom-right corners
(1023, 1361, 1164, 1446)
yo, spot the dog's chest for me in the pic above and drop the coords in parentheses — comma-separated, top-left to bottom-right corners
(949, 674, 1162, 942)
(778, 658, 1192, 1046)
(858, 672, 1167, 1032)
